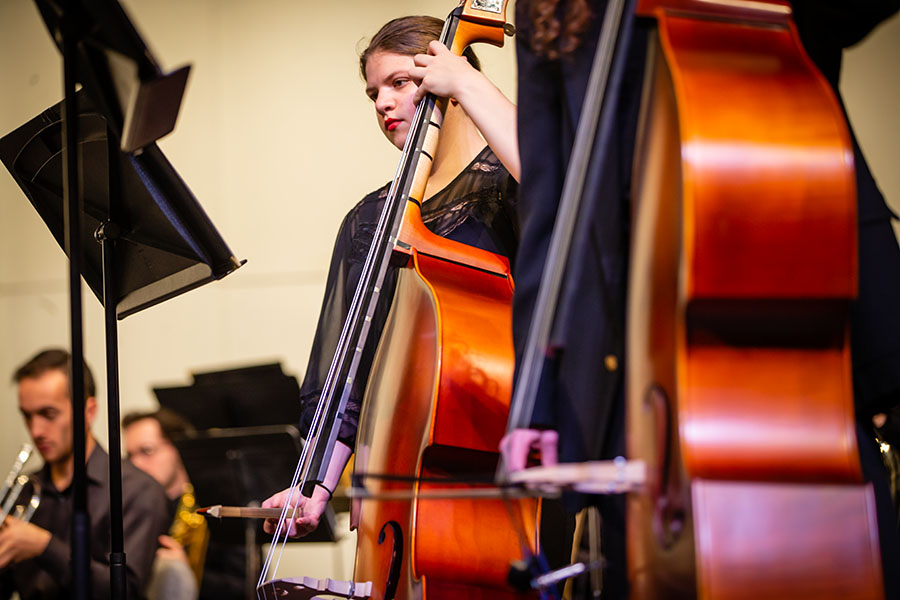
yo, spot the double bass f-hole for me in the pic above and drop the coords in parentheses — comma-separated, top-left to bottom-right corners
(377, 521, 403, 600)
(645, 384, 684, 549)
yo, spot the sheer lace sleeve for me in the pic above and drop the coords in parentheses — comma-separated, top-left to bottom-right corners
(298, 147, 518, 447)
(297, 190, 393, 445)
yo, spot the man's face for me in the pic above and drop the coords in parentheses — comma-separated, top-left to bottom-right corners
(18, 369, 75, 467)
(124, 418, 180, 490)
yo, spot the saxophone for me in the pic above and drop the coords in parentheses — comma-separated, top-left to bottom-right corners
(168, 482, 210, 585)
(876, 428, 900, 516)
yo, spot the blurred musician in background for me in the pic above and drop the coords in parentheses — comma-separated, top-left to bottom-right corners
(123, 409, 246, 600)
(0, 349, 168, 600)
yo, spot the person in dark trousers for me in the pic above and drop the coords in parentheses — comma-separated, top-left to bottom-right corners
(505, 1, 900, 598)
(505, 2, 648, 597)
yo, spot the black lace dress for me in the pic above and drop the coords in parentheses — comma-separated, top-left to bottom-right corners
(298, 146, 518, 445)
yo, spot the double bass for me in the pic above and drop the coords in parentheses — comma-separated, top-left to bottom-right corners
(627, 1, 884, 598)
(258, 2, 539, 599)
(502, 0, 886, 598)
(352, 2, 540, 598)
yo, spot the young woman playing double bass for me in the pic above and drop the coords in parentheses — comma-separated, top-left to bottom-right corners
(262, 14, 520, 537)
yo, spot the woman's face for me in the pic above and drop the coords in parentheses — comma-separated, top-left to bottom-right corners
(365, 51, 419, 150)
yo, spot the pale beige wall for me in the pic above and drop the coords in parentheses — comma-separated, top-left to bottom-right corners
(0, 0, 517, 459)
(843, 12, 900, 219)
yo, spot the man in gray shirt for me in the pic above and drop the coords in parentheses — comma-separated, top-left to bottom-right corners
(0, 349, 169, 599)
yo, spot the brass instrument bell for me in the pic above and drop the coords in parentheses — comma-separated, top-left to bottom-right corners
(0, 443, 41, 524)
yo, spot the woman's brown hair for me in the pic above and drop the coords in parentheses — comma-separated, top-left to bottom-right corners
(359, 15, 481, 80)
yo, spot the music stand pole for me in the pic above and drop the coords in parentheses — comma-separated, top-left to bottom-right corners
(98, 125, 128, 597)
(5, 5, 241, 596)
(61, 11, 91, 600)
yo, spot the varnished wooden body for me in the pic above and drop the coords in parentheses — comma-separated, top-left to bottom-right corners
(627, 3, 883, 599)
(354, 248, 537, 600)
(351, 2, 537, 599)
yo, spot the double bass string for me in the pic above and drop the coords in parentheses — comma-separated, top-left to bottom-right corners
(258, 91, 418, 590)
(295, 31, 450, 497)
(258, 16, 454, 588)
(258, 96, 425, 584)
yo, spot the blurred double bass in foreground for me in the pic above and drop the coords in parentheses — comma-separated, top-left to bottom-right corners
(503, 0, 886, 598)
(626, 1, 884, 598)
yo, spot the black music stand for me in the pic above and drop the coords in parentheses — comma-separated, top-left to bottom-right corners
(174, 426, 338, 599)
(0, 93, 243, 318)
(155, 363, 303, 431)
(0, 2, 242, 598)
